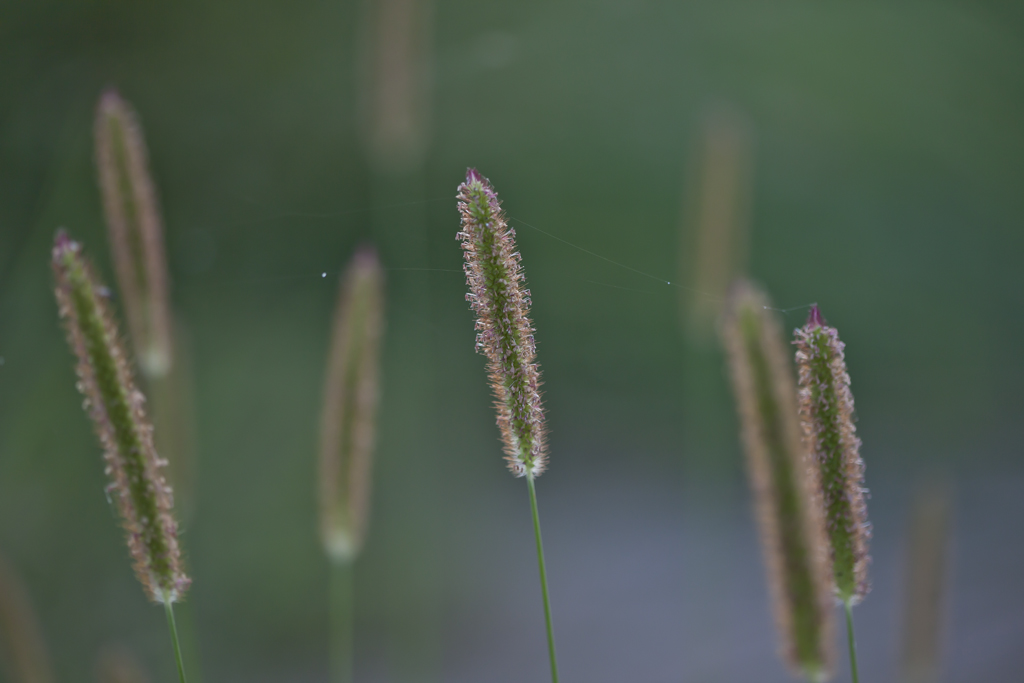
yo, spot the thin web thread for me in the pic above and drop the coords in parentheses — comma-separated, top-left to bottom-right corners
(198, 195, 817, 314)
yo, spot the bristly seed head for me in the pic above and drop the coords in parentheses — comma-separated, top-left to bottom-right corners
(721, 281, 834, 681)
(52, 230, 189, 604)
(457, 169, 547, 478)
(794, 304, 871, 605)
(94, 88, 173, 379)
(319, 246, 386, 563)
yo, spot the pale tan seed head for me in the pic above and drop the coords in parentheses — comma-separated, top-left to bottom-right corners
(682, 105, 752, 341)
(721, 281, 834, 681)
(319, 246, 386, 563)
(94, 88, 173, 379)
(0, 553, 54, 683)
(900, 479, 953, 683)
(359, 0, 433, 173)
(95, 643, 151, 683)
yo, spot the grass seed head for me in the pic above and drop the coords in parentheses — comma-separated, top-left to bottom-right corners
(361, 0, 432, 173)
(457, 168, 547, 478)
(0, 553, 54, 683)
(95, 643, 151, 683)
(319, 246, 386, 563)
(900, 479, 953, 683)
(794, 305, 871, 604)
(721, 281, 834, 680)
(94, 88, 173, 379)
(52, 230, 189, 604)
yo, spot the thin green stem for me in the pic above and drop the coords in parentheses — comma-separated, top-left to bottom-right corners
(526, 474, 560, 683)
(164, 601, 187, 683)
(844, 599, 860, 683)
(330, 559, 354, 683)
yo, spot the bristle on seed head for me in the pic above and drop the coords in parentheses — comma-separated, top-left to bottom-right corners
(794, 305, 871, 605)
(52, 230, 189, 604)
(457, 169, 547, 478)
(319, 246, 386, 563)
(721, 280, 834, 680)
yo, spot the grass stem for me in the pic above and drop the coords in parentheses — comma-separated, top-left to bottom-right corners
(527, 474, 559, 683)
(164, 601, 187, 683)
(330, 560, 354, 683)
(844, 599, 860, 683)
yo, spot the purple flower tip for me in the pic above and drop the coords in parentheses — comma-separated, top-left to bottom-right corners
(805, 304, 826, 329)
(466, 168, 485, 185)
(54, 228, 73, 254)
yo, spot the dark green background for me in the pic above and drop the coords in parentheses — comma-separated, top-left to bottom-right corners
(1, 1, 1022, 682)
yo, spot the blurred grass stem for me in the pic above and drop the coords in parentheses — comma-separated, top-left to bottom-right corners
(163, 602, 187, 683)
(330, 561, 354, 683)
(844, 600, 859, 683)
(527, 474, 559, 683)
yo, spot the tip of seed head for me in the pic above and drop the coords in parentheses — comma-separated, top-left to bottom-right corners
(353, 243, 379, 267)
(806, 304, 825, 329)
(466, 167, 484, 185)
(53, 228, 76, 257)
(98, 87, 124, 112)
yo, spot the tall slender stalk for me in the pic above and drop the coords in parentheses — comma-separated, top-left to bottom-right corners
(163, 602, 187, 683)
(527, 475, 559, 683)
(330, 561, 354, 683)
(843, 599, 859, 683)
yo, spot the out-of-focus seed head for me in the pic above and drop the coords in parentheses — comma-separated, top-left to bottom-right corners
(721, 281, 834, 681)
(794, 305, 871, 605)
(95, 643, 151, 683)
(0, 553, 54, 683)
(94, 88, 173, 379)
(457, 169, 547, 478)
(900, 479, 953, 683)
(319, 247, 386, 563)
(682, 105, 752, 342)
(52, 230, 189, 604)
(360, 0, 432, 173)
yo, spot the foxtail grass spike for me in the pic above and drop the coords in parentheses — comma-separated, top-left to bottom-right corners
(721, 281, 834, 681)
(94, 89, 173, 379)
(0, 554, 54, 683)
(457, 168, 547, 478)
(52, 230, 189, 604)
(794, 305, 871, 605)
(319, 246, 386, 563)
(457, 169, 559, 683)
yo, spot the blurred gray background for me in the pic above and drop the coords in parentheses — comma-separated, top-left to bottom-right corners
(1, 1, 1022, 681)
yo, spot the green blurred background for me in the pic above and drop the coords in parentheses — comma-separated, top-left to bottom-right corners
(1, 1, 1022, 682)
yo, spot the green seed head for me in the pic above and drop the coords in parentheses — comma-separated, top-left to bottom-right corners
(721, 281, 834, 680)
(52, 231, 189, 603)
(319, 247, 386, 563)
(457, 169, 547, 478)
(794, 305, 871, 605)
(94, 89, 173, 379)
